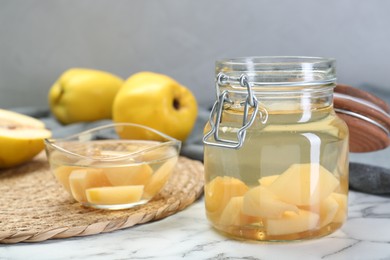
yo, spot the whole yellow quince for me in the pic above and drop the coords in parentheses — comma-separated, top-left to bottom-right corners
(49, 68, 124, 124)
(113, 72, 198, 142)
(0, 109, 51, 169)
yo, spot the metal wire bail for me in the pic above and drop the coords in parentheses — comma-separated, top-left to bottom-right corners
(203, 73, 266, 149)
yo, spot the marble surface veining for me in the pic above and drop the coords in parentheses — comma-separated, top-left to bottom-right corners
(1, 191, 390, 260)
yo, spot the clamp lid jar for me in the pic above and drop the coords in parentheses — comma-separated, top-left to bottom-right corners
(203, 56, 349, 242)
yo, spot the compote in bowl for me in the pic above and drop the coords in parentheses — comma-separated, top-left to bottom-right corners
(45, 123, 181, 210)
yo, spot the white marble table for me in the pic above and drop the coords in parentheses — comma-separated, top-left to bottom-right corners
(1, 190, 390, 260)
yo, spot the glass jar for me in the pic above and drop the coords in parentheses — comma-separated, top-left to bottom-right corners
(203, 57, 349, 242)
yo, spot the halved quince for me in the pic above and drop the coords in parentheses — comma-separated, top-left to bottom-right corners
(0, 109, 51, 169)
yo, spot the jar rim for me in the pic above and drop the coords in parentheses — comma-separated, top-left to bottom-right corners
(216, 56, 336, 66)
(216, 56, 336, 88)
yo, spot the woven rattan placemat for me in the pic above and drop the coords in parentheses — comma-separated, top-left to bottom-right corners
(0, 153, 204, 244)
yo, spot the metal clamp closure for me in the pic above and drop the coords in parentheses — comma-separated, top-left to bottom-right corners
(203, 73, 267, 149)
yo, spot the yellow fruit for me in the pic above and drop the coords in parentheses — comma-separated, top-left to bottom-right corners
(49, 68, 124, 124)
(219, 196, 261, 226)
(103, 164, 153, 186)
(268, 163, 339, 206)
(69, 168, 110, 202)
(266, 209, 319, 236)
(143, 157, 178, 199)
(330, 192, 348, 223)
(112, 72, 198, 142)
(86, 185, 144, 205)
(318, 196, 339, 228)
(300, 194, 340, 229)
(54, 165, 82, 193)
(258, 175, 279, 186)
(0, 109, 51, 168)
(205, 176, 249, 222)
(242, 186, 298, 219)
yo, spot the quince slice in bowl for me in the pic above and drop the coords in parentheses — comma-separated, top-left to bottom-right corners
(0, 109, 51, 169)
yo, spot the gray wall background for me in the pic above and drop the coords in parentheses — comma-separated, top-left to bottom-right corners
(1, 0, 390, 110)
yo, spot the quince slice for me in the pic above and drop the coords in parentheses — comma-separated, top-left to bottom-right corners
(242, 186, 298, 219)
(330, 192, 348, 223)
(219, 196, 261, 226)
(143, 157, 178, 199)
(103, 164, 153, 186)
(0, 109, 51, 168)
(205, 176, 249, 215)
(54, 165, 82, 193)
(69, 168, 110, 203)
(268, 163, 339, 206)
(86, 185, 144, 205)
(266, 209, 319, 236)
(258, 175, 279, 186)
(318, 196, 339, 228)
(302, 195, 339, 229)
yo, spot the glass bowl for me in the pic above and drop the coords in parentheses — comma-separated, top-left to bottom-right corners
(44, 123, 181, 210)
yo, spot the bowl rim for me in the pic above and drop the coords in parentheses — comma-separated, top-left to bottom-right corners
(44, 123, 181, 162)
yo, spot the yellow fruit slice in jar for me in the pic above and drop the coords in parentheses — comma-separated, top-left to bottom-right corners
(103, 164, 153, 186)
(268, 163, 340, 206)
(300, 195, 340, 229)
(69, 168, 110, 203)
(330, 192, 348, 223)
(258, 175, 279, 186)
(205, 176, 249, 222)
(143, 157, 178, 199)
(218, 196, 261, 226)
(242, 186, 298, 219)
(318, 195, 339, 228)
(266, 209, 319, 236)
(86, 185, 144, 205)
